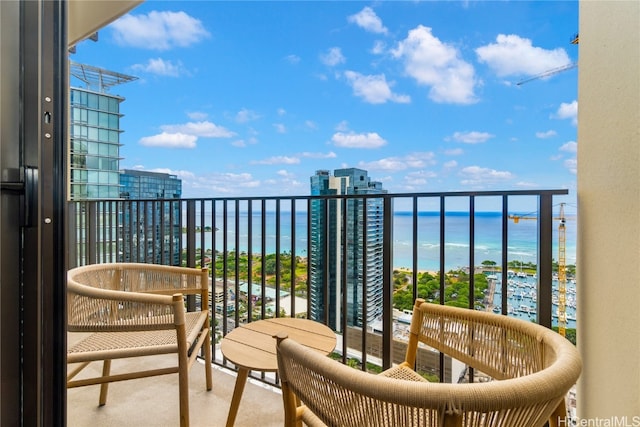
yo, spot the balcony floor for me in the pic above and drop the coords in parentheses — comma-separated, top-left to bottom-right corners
(67, 349, 284, 427)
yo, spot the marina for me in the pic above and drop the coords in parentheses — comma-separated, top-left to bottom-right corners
(486, 271, 577, 329)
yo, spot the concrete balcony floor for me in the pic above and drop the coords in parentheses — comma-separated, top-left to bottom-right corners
(67, 351, 284, 427)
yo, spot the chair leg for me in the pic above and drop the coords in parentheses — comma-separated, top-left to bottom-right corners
(443, 412, 462, 427)
(98, 359, 111, 406)
(178, 351, 190, 427)
(204, 328, 213, 391)
(549, 398, 568, 427)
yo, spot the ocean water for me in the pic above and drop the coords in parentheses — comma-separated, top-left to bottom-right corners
(186, 211, 578, 328)
(184, 211, 577, 272)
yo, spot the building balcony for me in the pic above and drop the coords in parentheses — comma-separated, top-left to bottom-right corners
(67, 189, 578, 425)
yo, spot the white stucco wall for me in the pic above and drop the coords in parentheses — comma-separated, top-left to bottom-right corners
(577, 0, 640, 418)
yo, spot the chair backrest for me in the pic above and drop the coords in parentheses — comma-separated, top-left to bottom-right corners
(67, 263, 209, 333)
(275, 301, 582, 427)
(405, 298, 567, 380)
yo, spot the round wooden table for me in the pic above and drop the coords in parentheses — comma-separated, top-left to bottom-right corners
(220, 317, 336, 426)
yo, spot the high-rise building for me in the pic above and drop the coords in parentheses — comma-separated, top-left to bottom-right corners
(69, 62, 137, 265)
(119, 169, 182, 200)
(119, 169, 182, 265)
(309, 168, 386, 330)
(69, 61, 137, 200)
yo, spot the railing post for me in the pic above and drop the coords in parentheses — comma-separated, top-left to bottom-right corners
(186, 199, 196, 311)
(382, 196, 393, 370)
(537, 194, 553, 328)
(67, 202, 78, 268)
(87, 201, 97, 265)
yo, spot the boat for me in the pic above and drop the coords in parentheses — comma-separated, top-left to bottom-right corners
(518, 304, 531, 313)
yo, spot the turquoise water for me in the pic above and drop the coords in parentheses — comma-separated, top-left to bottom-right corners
(184, 211, 577, 272)
(187, 211, 578, 328)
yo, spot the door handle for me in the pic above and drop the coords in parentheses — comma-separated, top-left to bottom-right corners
(0, 166, 38, 227)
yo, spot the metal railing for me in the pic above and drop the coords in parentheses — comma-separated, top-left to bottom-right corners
(68, 189, 569, 385)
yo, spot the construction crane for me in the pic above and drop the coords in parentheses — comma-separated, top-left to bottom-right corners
(516, 62, 578, 86)
(516, 34, 579, 86)
(508, 203, 568, 337)
(557, 203, 567, 337)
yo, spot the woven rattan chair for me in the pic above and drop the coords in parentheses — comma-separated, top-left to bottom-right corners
(275, 298, 581, 427)
(67, 263, 212, 427)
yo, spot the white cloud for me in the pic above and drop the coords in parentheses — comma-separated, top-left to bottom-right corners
(273, 123, 287, 133)
(443, 160, 458, 169)
(348, 7, 388, 35)
(358, 152, 436, 171)
(449, 131, 494, 144)
(304, 120, 318, 130)
(131, 58, 186, 77)
(403, 170, 437, 186)
(161, 121, 235, 138)
(145, 168, 196, 180)
(301, 151, 337, 159)
(252, 156, 300, 165)
(231, 135, 258, 147)
(277, 169, 294, 178)
(285, 54, 301, 64)
(185, 172, 261, 195)
(187, 111, 208, 121)
(372, 40, 386, 55)
(110, 11, 209, 51)
(564, 158, 577, 174)
(335, 120, 350, 132)
(359, 158, 408, 171)
(277, 108, 287, 116)
(553, 100, 578, 126)
(320, 47, 346, 66)
(536, 130, 557, 139)
(444, 148, 464, 156)
(343, 71, 410, 104)
(515, 181, 538, 188)
(476, 34, 571, 77)
(235, 108, 261, 123)
(139, 132, 197, 148)
(391, 25, 477, 104)
(459, 166, 513, 186)
(560, 141, 578, 153)
(331, 131, 387, 149)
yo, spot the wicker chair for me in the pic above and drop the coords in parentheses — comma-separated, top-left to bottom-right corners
(275, 298, 582, 427)
(67, 263, 212, 427)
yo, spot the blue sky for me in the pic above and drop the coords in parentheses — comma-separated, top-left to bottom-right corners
(70, 1, 578, 211)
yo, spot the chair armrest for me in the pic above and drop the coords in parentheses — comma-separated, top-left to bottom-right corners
(68, 280, 180, 332)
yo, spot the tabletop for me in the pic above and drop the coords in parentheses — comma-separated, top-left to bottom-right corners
(221, 317, 336, 371)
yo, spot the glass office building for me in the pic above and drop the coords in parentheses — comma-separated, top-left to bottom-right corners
(119, 169, 183, 266)
(120, 169, 182, 200)
(69, 62, 137, 264)
(309, 168, 386, 330)
(69, 62, 137, 200)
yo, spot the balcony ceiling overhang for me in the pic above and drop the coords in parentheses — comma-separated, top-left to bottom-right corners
(68, 0, 143, 48)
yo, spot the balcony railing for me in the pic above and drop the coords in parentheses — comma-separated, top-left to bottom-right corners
(68, 189, 569, 386)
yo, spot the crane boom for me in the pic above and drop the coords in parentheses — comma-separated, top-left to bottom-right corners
(516, 62, 578, 86)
